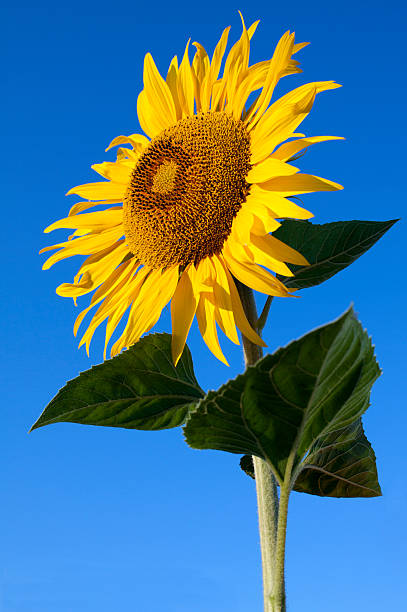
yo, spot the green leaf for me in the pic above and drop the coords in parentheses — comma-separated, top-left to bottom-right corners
(274, 219, 397, 289)
(240, 419, 381, 498)
(293, 419, 381, 497)
(184, 308, 381, 497)
(31, 333, 204, 432)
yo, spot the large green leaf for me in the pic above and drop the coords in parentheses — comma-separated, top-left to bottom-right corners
(274, 219, 397, 289)
(240, 419, 381, 498)
(184, 308, 381, 496)
(31, 333, 203, 432)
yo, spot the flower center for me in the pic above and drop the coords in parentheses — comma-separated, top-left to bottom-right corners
(123, 111, 251, 269)
(151, 160, 178, 194)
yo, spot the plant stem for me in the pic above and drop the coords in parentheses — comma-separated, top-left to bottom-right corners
(253, 456, 279, 612)
(235, 280, 280, 612)
(236, 279, 263, 366)
(271, 481, 290, 612)
(257, 296, 274, 333)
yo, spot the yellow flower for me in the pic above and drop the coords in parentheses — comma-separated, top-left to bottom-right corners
(41, 15, 343, 365)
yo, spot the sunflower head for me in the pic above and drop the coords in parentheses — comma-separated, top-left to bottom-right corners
(123, 111, 251, 269)
(41, 14, 343, 365)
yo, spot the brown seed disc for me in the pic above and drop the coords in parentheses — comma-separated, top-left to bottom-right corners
(123, 111, 251, 269)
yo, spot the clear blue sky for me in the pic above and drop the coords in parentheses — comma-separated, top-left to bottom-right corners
(2, 1, 406, 610)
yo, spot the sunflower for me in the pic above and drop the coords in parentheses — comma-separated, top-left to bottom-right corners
(41, 15, 343, 365)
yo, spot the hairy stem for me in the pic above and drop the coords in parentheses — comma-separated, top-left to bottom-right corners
(253, 457, 279, 612)
(271, 482, 290, 612)
(235, 280, 280, 612)
(236, 279, 263, 365)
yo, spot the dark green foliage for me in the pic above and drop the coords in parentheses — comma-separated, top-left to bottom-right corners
(274, 219, 397, 289)
(241, 418, 381, 498)
(293, 419, 381, 497)
(31, 334, 203, 432)
(185, 308, 381, 497)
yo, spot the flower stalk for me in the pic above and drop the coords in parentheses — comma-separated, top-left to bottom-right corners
(253, 457, 279, 612)
(236, 280, 285, 612)
(270, 480, 290, 612)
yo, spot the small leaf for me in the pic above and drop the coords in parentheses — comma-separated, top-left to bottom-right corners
(240, 455, 255, 479)
(293, 419, 381, 497)
(274, 219, 397, 289)
(184, 308, 381, 496)
(31, 333, 204, 432)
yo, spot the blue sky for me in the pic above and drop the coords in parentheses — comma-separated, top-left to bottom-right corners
(2, 0, 406, 610)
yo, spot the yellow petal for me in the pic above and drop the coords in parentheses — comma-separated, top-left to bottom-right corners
(133, 267, 179, 342)
(196, 292, 229, 365)
(90, 257, 139, 305)
(250, 88, 316, 164)
(258, 173, 343, 196)
(105, 133, 149, 153)
(233, 54, 302, 121)
(253, 233, 308, 265)
(41, 228, 124, 270)
(234, 202, 280, 236)
(293, 42, 310, 54)
(270, 80, 341, 115)
(99, 267, 144, 356)
(70, 240, 127, 288)
(166, 55, 182, 120)
(245, 31, 296, 125)
(223, 241, 290, 297)
(137, 89, 164, 139)
(196, 256, 216, 289)
(250, 81, 341, 163)
(237, 55, 301, 109)
(231, 207, 255, 244)
(200, 26, 230, 112)
(191, 43, 209, 112)
(246, 158, 298, 183)
(242, 60, 271, 92)
(74, 259, 138, 337)
(271, 135, 344, 162)
(66, 181, 126, 201)
(222, 15, 260, 118)
(115, 148, 139, 162)
(222, 263, 266, 347)
(233, 71, 263, 120)
(222, 14, 251, 113)
(103, 303, 131, 358)
(91, 162, 133, 184)
(171, 264, 199, 365)
(247, 18, 260, 40)
(249, 188, 313, 220)
(68, 199, 122, 217)
(104, 293, 134, 359)
(111, 268, 157, 349)
(56, 240, 128, 298)
(93, 266, 151, 355)
(250, 212, 281, 236)
(45, 209, 123, 233)
(143, 53, 177, 129)
(80, 285, 132, 356)
(192, 41, 210, 84)
(119, 266, 179, 351)
(177, 40, 195, 117)
(211, 255, 239, 345)
(245, 239, 294, 276)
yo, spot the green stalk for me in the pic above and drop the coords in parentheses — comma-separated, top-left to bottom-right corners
(235, 281, 280, 612)
(270, 481, 290, 612)
(253, 457, 279, 612)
